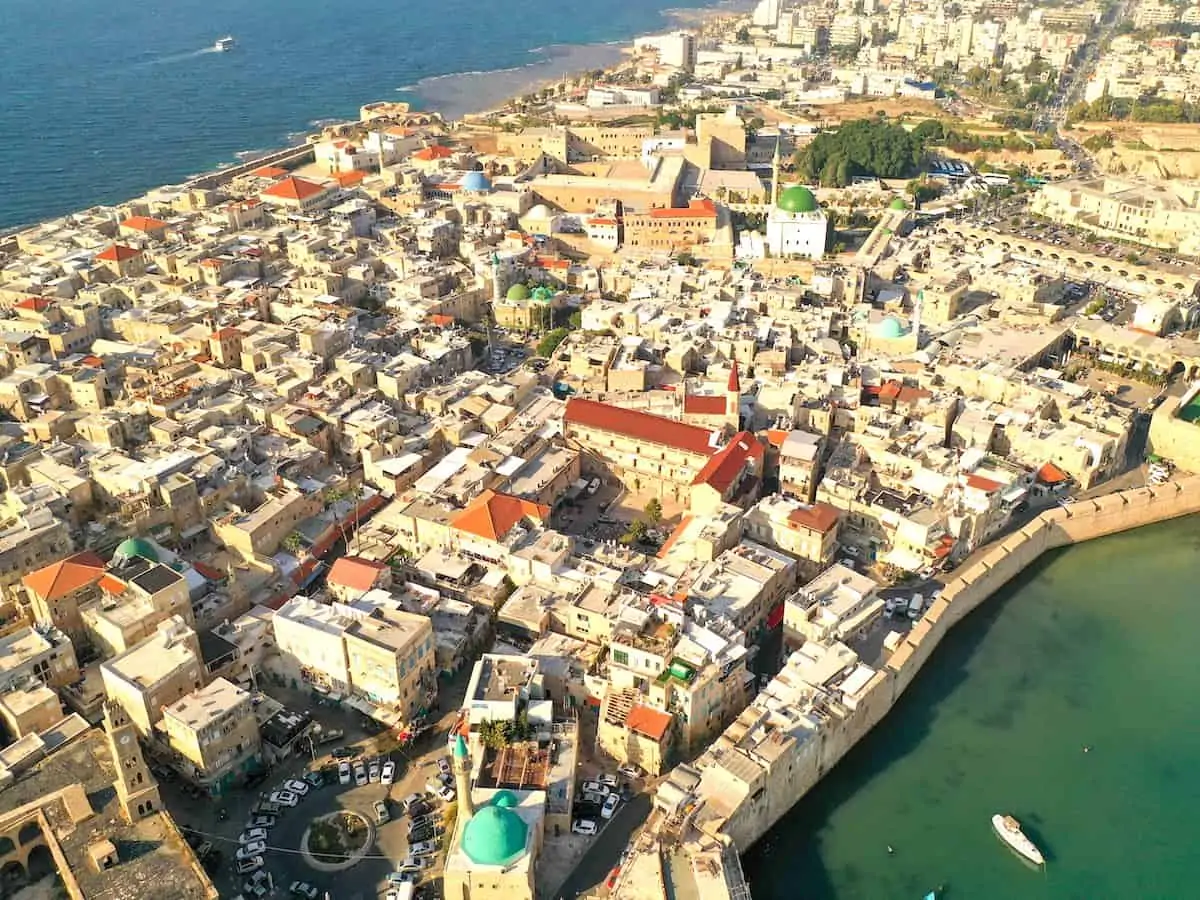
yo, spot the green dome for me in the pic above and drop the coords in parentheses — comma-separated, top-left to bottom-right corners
(491, 790, 520, 808)
(876, 316, 908, 339)
(531, 286, 554, 304)
(506, 283, 531, 302)
(461, 802, 529, 867)
(889, 196, 909, 210)
(777, 185, 818, 213)
(115, 538, 158, 564)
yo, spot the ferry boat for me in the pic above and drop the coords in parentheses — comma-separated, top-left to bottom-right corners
(991, 814, 1045, 867)
(213, 36, 235, 52)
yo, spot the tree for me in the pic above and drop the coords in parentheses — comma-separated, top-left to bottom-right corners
(644, 498, 663, 524)
(537, 327, 570, 357)
(568, 310, 583, 330)
(735, 26, 750, 43)
(282, 532, 305, 555)
(620, 519, 648, 546)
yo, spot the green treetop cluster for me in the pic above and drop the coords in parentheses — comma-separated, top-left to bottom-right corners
(793, 118, 925, 187)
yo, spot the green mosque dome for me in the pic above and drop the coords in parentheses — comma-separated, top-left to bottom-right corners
(506, 283, 531, 302)
(531, 286, 554, 304)
(460, 800, 529, 867)
(876, 316, 908, 340)
(114, 538, 158, 564)
(777, 185, 818, 213)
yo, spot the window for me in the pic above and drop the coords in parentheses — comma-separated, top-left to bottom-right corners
(612, 649, 629, 666)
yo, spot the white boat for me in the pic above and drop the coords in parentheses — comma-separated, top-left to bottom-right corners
(992, 814, 1045, 866)
(214, 36, 235, 52)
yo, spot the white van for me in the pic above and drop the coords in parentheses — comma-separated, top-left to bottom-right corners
(907, 594, 924, 620)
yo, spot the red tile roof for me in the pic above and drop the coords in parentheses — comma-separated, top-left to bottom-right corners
(692, 431, 763, 492)
(22, 552, 105, 601)
(428, 314, 455, 327)
(452, 489, 550, 541)
(96, 244, 141, 262)
(210, 328, 242, 341)
(98, 574, 127, 595)
(262, 176, 327, 201)
(328, 556, 388, 592)
(120, 215, 168, 232)
(786, 501, 840, 534)
(626, 704, 672, 742)
(333, 170, 367, 187)
(965, 474, 1003, 493)
(648, 198, 718, 219)
(564, 398, 720, 456)
(1037, 461, 1070, 485)
(657, 516, 692, 559)
(14, 296, 52, 312)
(413, 145, 454, 161)
(764, 429, 789, 448)
(683, 394, 726, 416)
(252, 165, 289, 179)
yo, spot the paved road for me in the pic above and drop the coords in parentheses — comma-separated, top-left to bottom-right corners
(555, 793, 651, 900)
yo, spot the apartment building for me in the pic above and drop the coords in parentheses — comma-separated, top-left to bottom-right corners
(0, 623, 79, 692)
(783, 564, 884, 650)
(100, 616, 205, 736)
(160, 677, 262, 794)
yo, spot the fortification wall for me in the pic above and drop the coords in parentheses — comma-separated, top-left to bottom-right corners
(726, 479, 1200, 856)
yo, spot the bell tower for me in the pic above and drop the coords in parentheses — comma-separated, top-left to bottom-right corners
(103, 701, 161, 824)
(726, 359, 742, 427)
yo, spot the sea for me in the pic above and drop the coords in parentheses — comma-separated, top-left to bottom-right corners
(0, 0, 747, 232)
(742, 514, 1200, 900)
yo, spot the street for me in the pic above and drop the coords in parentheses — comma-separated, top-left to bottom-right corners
(554, 793, 652, 900)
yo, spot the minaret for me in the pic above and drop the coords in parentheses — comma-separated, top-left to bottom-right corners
(103, 701, 162, 824)
(453, 733, 475, 820)
(490, 251, 503, 303)
(727, 359, 741, 428)
(770, 137, 782, 207)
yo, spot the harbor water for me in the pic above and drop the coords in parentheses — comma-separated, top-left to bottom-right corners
(0, 0, 742, 231)
(742, 515, 1200, 900)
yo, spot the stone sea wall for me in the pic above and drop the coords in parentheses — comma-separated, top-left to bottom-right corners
(727, 479, 1200, 851)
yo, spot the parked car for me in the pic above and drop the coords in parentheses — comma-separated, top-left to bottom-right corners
(252, 801, 281, 816)
(243, 871, 270, 898)
(236, 842, 266, 861)
(381, 760, 396, 785)
(269, 790, 299, 807)
(572, 819, 598, 836)
(289, 882, 319, 900)
(396, 855, 436, 873)
(284, 779, 310, 796)
(369, 760, 381, 783)
(195, 842, 213, 860)
(315, 727, 345, 745)
(409, 839, 439, 856)
(339, 762, 352, 785)
(601, 794, 620, 819)
(236, 856, 264, 874)
(581, 781, 610, 796)
(387, 871, 417, 885)
(303, 771, 324, 789)
(331, 746, 357, 759)
(239, 829, 268, 844)
(354, 763, 368, 786)
(582, 791, 607, 806)
(407, 824, 444, 843)
(374, 800, 391, 824)
(436, 757, 452, 776)
(400, 793, 424, 813)
(597, 773, 619, 789)
(435, 783, 455, 802)
(617, 765, 643, 780)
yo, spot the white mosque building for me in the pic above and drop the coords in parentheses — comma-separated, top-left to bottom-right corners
(765, 145, 829, 259)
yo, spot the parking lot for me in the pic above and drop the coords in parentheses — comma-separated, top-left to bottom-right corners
(166, 678, 474, 900)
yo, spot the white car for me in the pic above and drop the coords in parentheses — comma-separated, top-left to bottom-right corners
(436, 783, 455, 802)
(617, 765, 642, 780)
(239, 828, 268, 844)
(236, 841, 266, 860)
(354, 763, 368, 786)
(289, 882, 319, 900)
(409, 839, 439, 856)
(381, 760, 396, 785)
(338, 761, 352, 785)
(581, 781, 610, 796)
(601, 794, 620, 819)
(572, 818, 597, 836)
(284, 779, 309, 796)
(436, 757, 452, 776)
(236, 856, 264, 875)
(597, 773, 619, 789)
(269, 790, 299, 807)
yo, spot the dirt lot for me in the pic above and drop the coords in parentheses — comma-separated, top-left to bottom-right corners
(1066, 121, 1200, 178)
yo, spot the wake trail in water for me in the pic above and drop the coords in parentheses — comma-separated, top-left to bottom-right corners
(142, 46, 221, 67)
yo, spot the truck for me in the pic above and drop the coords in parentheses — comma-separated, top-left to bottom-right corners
(907, 594, 925, 620)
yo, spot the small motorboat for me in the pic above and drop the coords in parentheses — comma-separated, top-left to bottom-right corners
(214, 36, 235, 52)
(992, 814, 1045, 866)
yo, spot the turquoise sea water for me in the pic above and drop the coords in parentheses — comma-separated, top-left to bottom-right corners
(0, 0, 725, 230)
(742, 515, 1200, 900)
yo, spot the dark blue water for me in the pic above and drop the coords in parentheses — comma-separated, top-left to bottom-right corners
(0, 0, 716, 230)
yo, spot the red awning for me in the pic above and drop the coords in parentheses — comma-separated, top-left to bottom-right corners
(766, 602, 785, 629)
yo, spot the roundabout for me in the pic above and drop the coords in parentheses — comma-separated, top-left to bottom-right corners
(300, 810, 376, 873)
